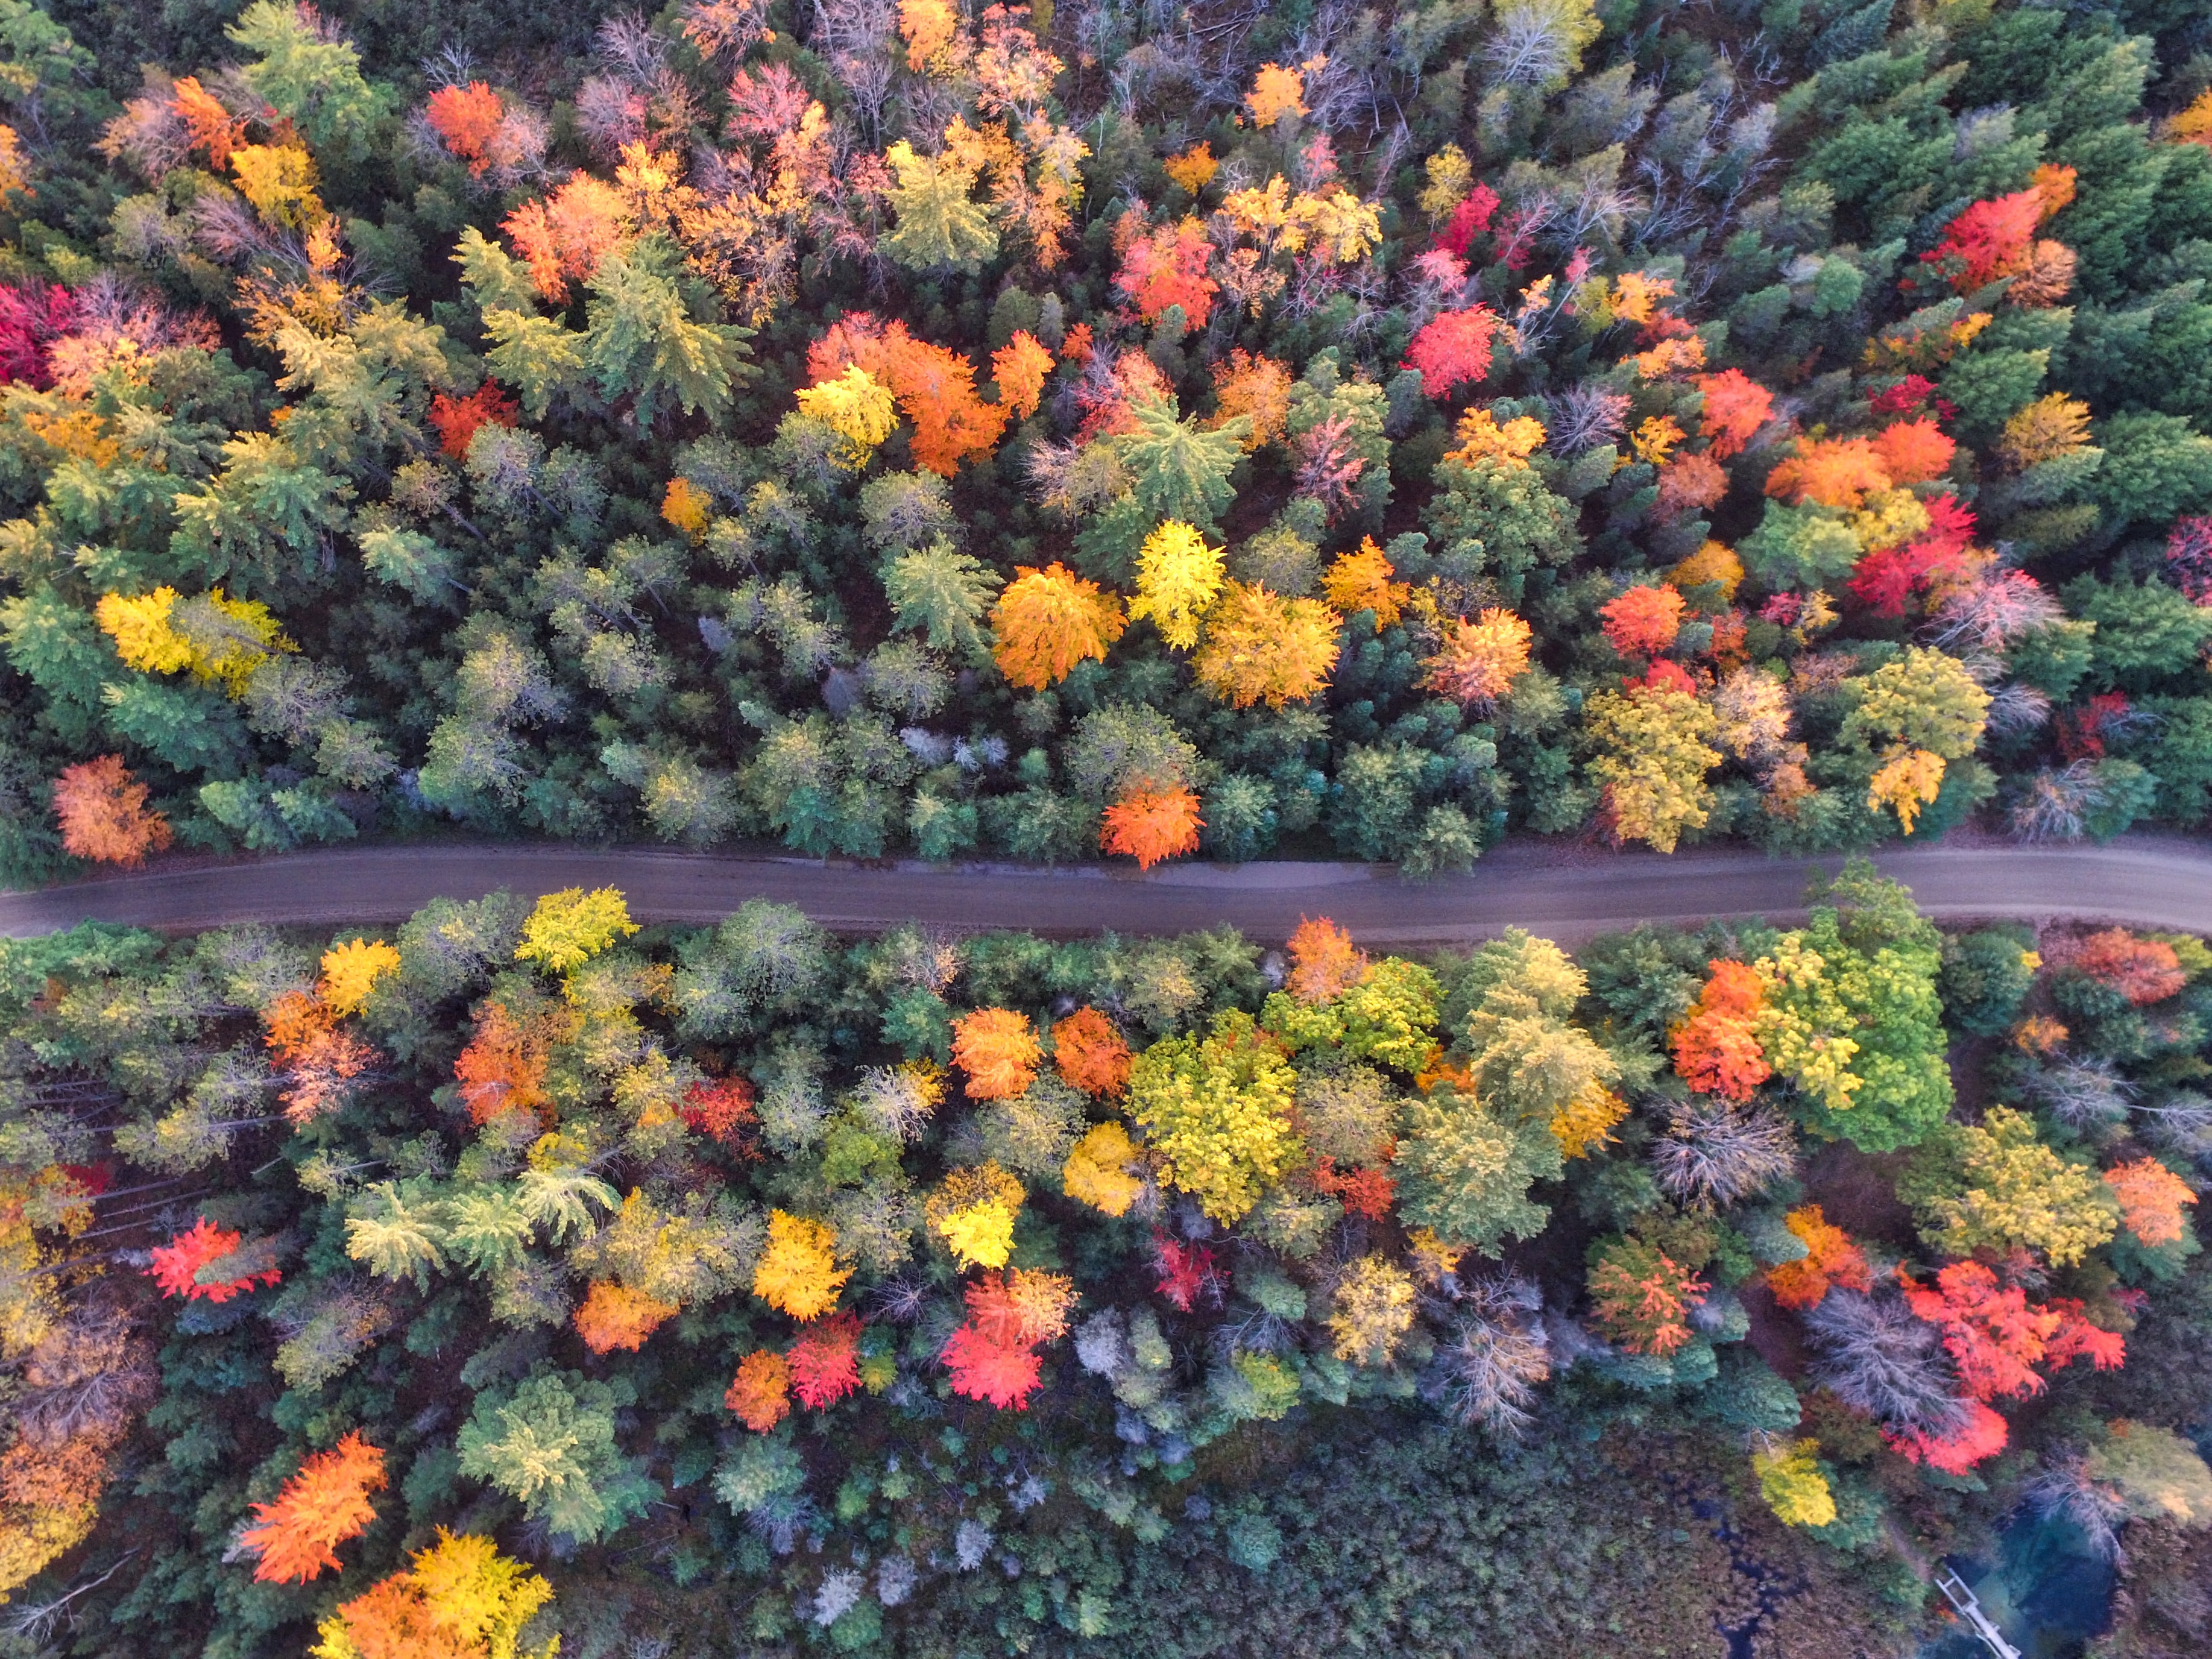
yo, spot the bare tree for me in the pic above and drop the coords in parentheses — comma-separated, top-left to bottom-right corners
(1423, 1274, 1551, 1437)
(1803, 1288, 1966, 1436)
(1650, 1098, 1797, 1208)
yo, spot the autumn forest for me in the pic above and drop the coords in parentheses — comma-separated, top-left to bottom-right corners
(2, 0, 2212, 1653)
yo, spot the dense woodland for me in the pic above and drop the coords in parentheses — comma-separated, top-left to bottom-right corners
(3, 0, 2212, 1654)
(2, 0, 2212, 876)
(0, 864, 2208, 1655)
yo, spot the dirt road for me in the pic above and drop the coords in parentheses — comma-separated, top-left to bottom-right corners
(4, 834, 2209, 943)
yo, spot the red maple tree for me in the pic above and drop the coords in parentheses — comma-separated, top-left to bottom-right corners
(147, 1217, 282, 1303)
(1692, 369, 1774, 459)
(787, 1311, 862, 1409)
(427, 382, 518, 459)
(1401, 307, 1498, 397)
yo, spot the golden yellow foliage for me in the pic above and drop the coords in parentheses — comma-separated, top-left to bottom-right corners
(514, 887, 638, 976)
(95, 587, 292, 696)
(1192, 581, 1341, 708)
(1062, 1122, 1144, 1217)
(231, 143, 323, 227)
(1668, 540, 1744, 601)
(1550, 1082, 1630, 1160)
(795, 365, 898, 468)
(1327, 1254, 1416, 1365)
(752, 1210, 850, 1320)
(1164, 143, 1218, 195)
(320, 939, 401, 1017)
(927, 1162, 1025, 1270)
(1129, 520, 1225, 650)
(1868, 747, 1948, 835)
(1997, 393, 2094, 470)
(1445, 406, 1547, 467)
(1320, 538, 1408, 629)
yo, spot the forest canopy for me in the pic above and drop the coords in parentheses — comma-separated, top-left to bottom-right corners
(0, 0, 2210, 886)
(3, 865, 2210, 1654)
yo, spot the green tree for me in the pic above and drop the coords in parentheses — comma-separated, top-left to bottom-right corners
(1737, 500, 1861, 591)
(1423, 456, 1581, 601)
(230, 0, 392, 159)
(457, 1370, 657, 1543)
(584, 239, 756, 429)
(881, 140, 1000, 273)
(1392, 1083, 1562, 1253)
(1901, 1105, 2120, 1265)
(2063, 575, 2212, 690)
(1117, 396, 1246, 529)
(1127, 1009, 1302, 1224)
(884, 539, 1001, 661)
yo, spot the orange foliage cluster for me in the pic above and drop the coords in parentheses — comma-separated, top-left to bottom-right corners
(1763, 1204, 1871, 1311)
(1322, 538, 1408, 628)
(238, 1432, 386, 1584)
(951, 1007, 1042, 1100)
(452, 999, 561, 1124)
(573, 1281, 679, 1353)
(146, 1216, 280, 1303)
(52, 755, 172, 866)
(1312, 1156, 1395, 1221)
(1051, 1006, 1132, 1097)
(260, 986, 378, 1126)
(1657, 450, 1730, 518)
(1669, 960, 1770, 1102)
(1599, 583, 1685, 657)
(1764, 435, 1891, 510)
(503, 173, 630, 301)
(725, 1350, 792, 1432)
(809, 313, 1009, 475)
(1870, 417, 1956, 486)
(428, 382, 518, 459)
(1100, 785, 1203, 869)
(1400, 306, 1498, 397)
(966, 1267, 1077, 1346)
(1589, 1242, 1709, 1357)
(2104, 1158, 2198, 1247)
(1420, 609, 1532, 708)
(787, 1311, 862, 1409)
(424, 82, 505, 175)
(1692, 369, 1774, 459)
(171, 76, 245, 168)
(1115, 214, 1217, 329)
(989, 562, 1126, 690)
(1287, 915, 1366, 1004)
(990, 330, 1054, 420)
(679, 1075, 758, 1148)
(1210, 349, 1293, 450)
(2075, 929, 2187, 1006)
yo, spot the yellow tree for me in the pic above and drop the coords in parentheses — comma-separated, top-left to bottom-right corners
(1193, 582, 1341, 707)
(1584, 685, 1721, 852)
(320, 939, 400, 1016)
(515, 888, 638, 975)
(1129, 520, 1224, 649)
(752, 1210, 850, 1320)
(1126, 1010, 1300, 1224)
(990, 562, 1127, 689)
